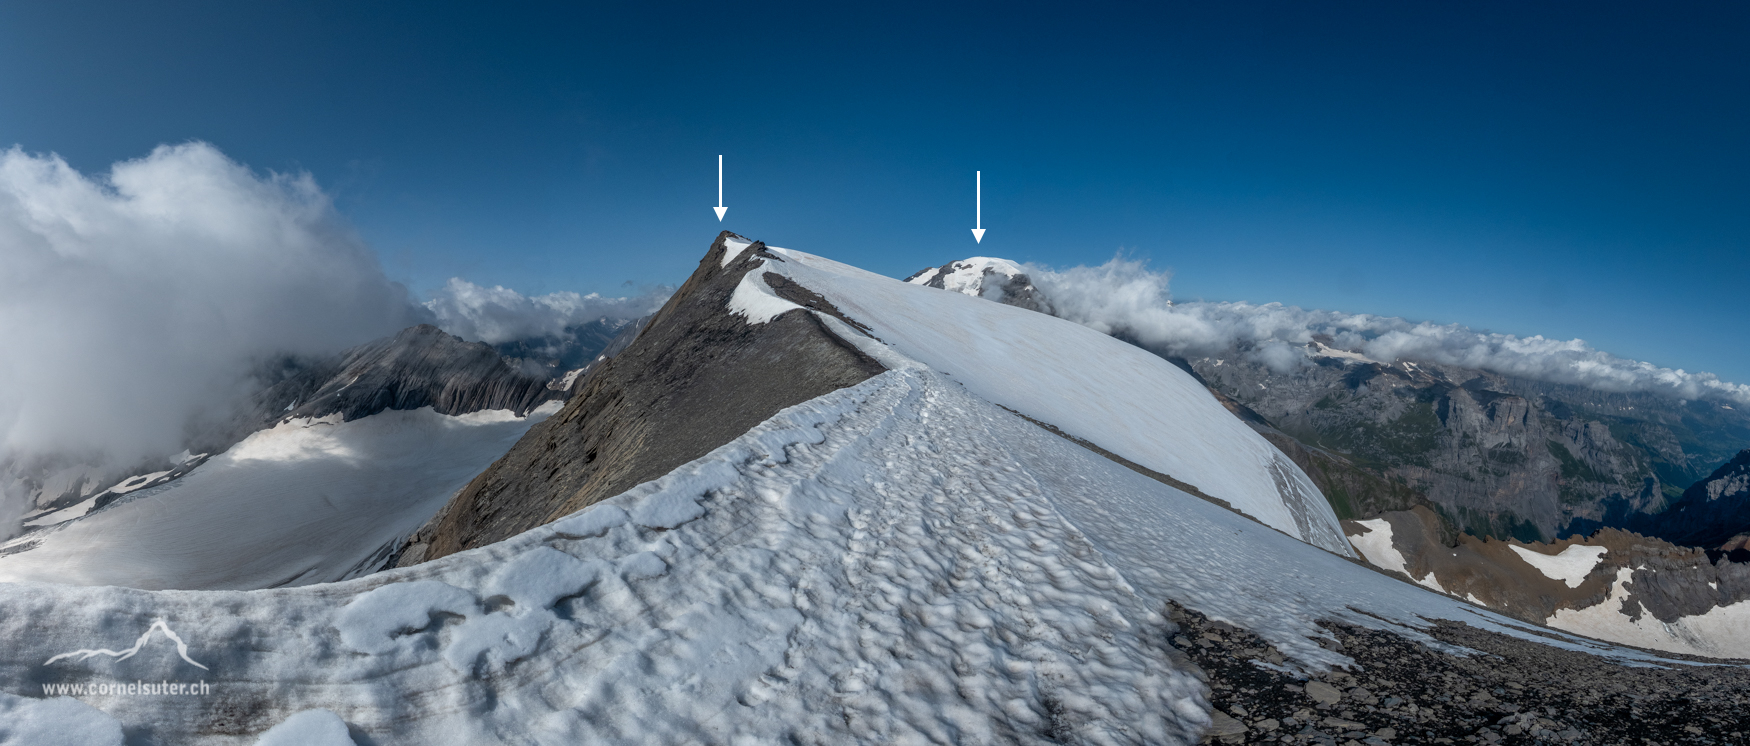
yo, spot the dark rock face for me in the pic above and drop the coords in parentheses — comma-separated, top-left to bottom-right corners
(1256, 426, 1448, 532)
(394, 232, 887, 566)
(1625, 449, 1750, 550)
(1192, 351, 1695, 544)
(251, 324, 563, 426)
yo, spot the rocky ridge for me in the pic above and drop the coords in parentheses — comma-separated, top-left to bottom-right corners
(392, 232, 888, 565)
(1623, 449, 1750, 551)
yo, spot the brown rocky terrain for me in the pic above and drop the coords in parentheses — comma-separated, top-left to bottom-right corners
(393, 232, 886, 565)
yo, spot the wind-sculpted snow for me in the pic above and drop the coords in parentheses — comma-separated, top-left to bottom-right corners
(251, 710, 355, 746)
(750, 248, 1352, 556)
(0, 691, 125, 746)
(0, 365, 1694, 743)
(0, 370, 1205, 743)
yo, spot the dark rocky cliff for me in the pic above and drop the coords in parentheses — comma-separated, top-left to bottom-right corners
(1625, 449, 1750, 550)
(1191, 350, 1750, 545)
(393, 232, 886, 566)
(250, 324, 564, 427)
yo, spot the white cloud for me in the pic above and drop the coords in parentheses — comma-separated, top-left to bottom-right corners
(0, 142, 423, 513)
(423, 278, 668, 345)
(1026, 257, 1750, 405)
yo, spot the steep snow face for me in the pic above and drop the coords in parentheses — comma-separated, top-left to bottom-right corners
(0, 403, 559, 590)
(758, 248, 1353, 556)
(0, 366, 1677, 745)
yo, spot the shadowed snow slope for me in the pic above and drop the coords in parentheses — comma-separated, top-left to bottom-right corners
(740, 247, 1351, 556)
(0, 404, 558, 589)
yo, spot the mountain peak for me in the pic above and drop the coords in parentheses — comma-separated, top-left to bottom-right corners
(904, 257, 1050, 313)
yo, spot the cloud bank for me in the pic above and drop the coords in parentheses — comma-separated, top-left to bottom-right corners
(1026, 258, 1750, 405)
(0, 142, 422, 473)
(424, 279, 669, 345)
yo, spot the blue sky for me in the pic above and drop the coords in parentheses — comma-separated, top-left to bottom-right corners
(2, 1, 1746, 380)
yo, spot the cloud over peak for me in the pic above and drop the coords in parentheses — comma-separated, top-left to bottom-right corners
(0, 142, 422, 464)
(423, 278, 669, 346)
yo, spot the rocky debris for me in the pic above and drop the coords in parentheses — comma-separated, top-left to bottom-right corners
(393, 232, 887, 566)
(1168, 602, 1750, 745)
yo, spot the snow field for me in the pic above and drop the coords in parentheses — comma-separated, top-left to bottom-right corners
(0, 403, 560, 590)
(906, 257, 1028, 297)
(1345, 519, 1446, 593)
(757, 248, 1353, 556)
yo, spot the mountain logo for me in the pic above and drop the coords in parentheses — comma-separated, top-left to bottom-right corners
(45, 618, 209, 671)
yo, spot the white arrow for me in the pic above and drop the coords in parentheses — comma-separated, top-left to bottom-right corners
(971, 170, 985, 243)
(713, 155, 728, 221)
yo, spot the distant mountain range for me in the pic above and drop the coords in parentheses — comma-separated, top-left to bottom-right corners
(906, 257, 1750, 551)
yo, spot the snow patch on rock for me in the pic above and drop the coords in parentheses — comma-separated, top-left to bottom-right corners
(1548, 566, 1750, 659)
(726, 267, 803, 324)
(1510, 544, 1607, 589)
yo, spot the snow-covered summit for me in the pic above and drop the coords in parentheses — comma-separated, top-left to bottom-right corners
(905, 256, 1025, 295)
(905, 256, 1051, 312)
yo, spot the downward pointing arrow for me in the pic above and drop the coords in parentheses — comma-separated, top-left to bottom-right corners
(971, 170, 984, 243)
(714, 155, 727, 221)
